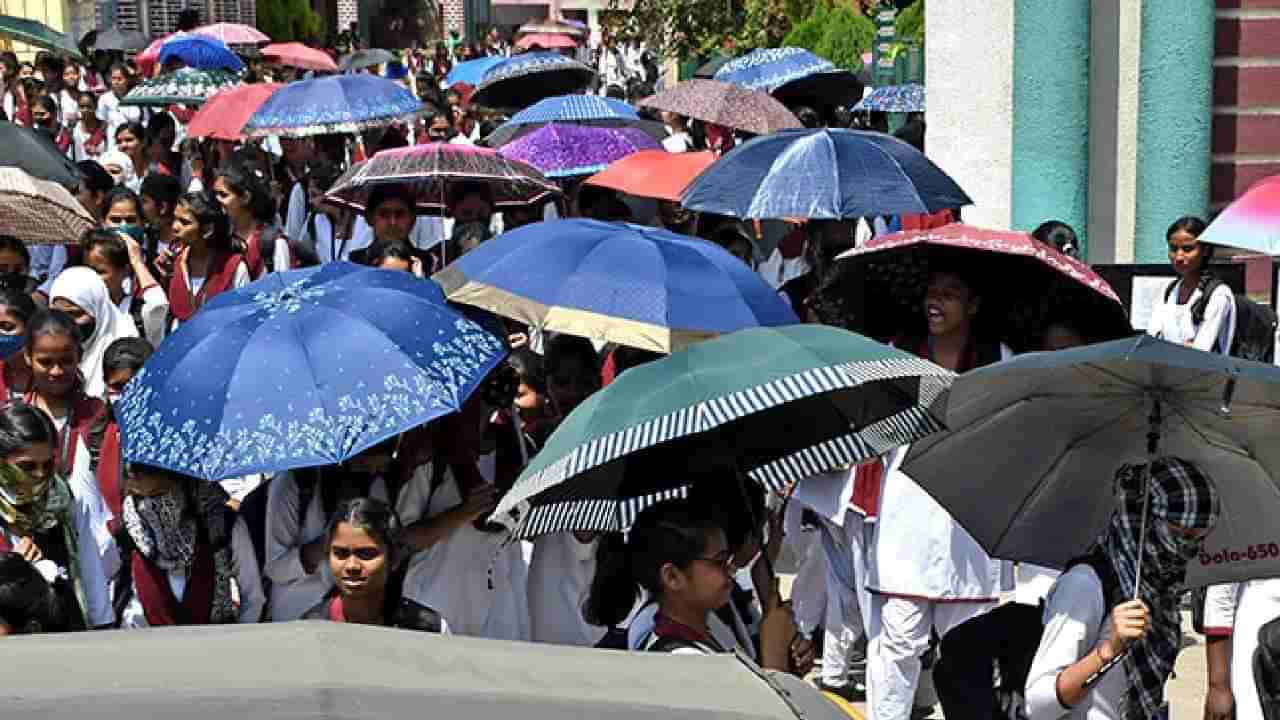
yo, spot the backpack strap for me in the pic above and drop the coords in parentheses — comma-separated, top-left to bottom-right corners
(1190, 274, 1223, 328)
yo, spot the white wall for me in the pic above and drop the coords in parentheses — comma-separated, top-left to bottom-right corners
(925, 0, 1014, 230)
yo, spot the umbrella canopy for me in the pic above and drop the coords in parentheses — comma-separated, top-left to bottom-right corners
(136, 33, 169, 76)
(770, 70, 866, 110)
(714, 47, 853, 95)
(193, 22, 270, 45)
(833, 223, 1132, 352)
(902, 335, 1280, 588)
(0, 168, 95, 246)
(1199, 175, 1280, 255)
(585, 149, 716, 203)
(498, 124, 662, 178)
(445, 56, 505, 87)
(681, 128, 972, 220)
(516, 33, 577, 50)
(158, 33, 245, 72)
(434, 218, 800, 353)
(242, 74, 423, 138)
(854, 83, 925, 113)
(324, 143, 561, 216)
(339, 48, 396, 72)
(484, 95, 662, 148)
(0, 15, 80, 57)
(639, 79, 802, 136)
(91, 26, 149, 52)
(7, 623, 848, 720)
(490, 324, 951, 539)
(121, 68, 242, 107)
(471, 52, 596, 109)
(517, 19, 586, 37)
(117, 263, 506, 481)
(0, 122, 81, 187)
(185, 83, 283, 141)
(261, 42, 337, 72)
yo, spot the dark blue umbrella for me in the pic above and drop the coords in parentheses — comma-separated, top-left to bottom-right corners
(116, 263, 508, 480)
(485, 95, 647, 147)
(445, 56, 504, 87)
(158, 33, 244, 72)
(434, 219, 799, 353)
(471, 52, 596, 109)
(242, 74, 423, 138)
(714, 47, 863, 108)
(681, 128, 972, 220)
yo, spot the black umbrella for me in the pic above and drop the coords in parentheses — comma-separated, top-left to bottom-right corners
(772, 70, 866, 110)
(471, 52, 595, 110)
(0, 123, 80, 188)
(92, 27, 149, 52)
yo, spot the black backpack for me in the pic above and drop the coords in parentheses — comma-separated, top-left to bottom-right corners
(1258, 613, 1280, 720)
(1164, 276, 1277, 362)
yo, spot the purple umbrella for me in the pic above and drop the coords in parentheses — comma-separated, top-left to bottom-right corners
(497, 123, 662, 178)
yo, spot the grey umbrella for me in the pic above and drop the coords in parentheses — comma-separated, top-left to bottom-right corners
(8, 622, 852, 720)
(92, 26, 150, 51)
(902, 334, 1280, 589)
(339, 48, 396, 72)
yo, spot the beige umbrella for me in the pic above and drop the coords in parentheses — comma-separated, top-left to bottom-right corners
(0, 168, 95, 246)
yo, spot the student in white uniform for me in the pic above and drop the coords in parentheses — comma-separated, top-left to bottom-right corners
(1025, 458, 1221, 720)
(1197, 579, 1280, 720)
(528, 531, 604, 646)
(1145, 216, 1235, 353)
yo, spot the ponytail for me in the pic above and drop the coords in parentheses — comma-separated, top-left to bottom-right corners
(583, 531, 633, 627)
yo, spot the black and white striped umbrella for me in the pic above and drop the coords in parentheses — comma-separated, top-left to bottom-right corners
(491, 325, 953, 540)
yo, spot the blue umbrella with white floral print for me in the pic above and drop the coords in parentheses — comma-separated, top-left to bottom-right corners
(241, 74, 424, 138)
(116, 262, 507, 481)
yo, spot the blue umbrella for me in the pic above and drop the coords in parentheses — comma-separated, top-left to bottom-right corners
(445, 56, 504, 87)
(117, 263, 508, 480)
(854, 83, 925, 113)
(681, 128, 972, 220)
(714, 47, 864, 108)
(242, 74, 423, 138)
(471, 52, 596, 109)
(434, 219, 799, 353)
(158, 33, 244, 72)
(484, 95, 656, 147)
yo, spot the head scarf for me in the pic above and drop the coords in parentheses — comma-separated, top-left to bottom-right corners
(0, 462, 71, 536)
(121, 485, 196, 572)
(49, 267, 139, 399)
(1100, 457, 1220, 719)
(97, 149, 136, 188)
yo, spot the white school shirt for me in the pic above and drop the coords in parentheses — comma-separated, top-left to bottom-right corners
(397, 461, 531, 640)
(625, 598, 752, 658)
(118, 276, 170, 348)
(528, 532, 605, 647)
(1146, 279, 1235, 353)
(264, 471, 390, 621)
(96, 92, 146, 151)
(117, 516, 266, 627)
(1025, 565, 1126, 720)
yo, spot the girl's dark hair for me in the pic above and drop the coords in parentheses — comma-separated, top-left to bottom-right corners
(177, 191, 232, 250)
(32, 94, 56, 116)
(508, 348, 546, 394)
(24, 309, 79, 355)
(325, 497, 404, 565)
(1166, 215, 1208, 241)
(1032, 220, 1079, 258)
(0, 551, 65, 633)
(690, 475, 764, 556)
(103, 186, 142, 218)
(0, 235, 30, 269)
(145, 111, 176, 147)
(0, 286, 36, 326)
(81, 228, 129, 269)
(0, 402, 57, 456)
(583, 499, 722, 628)
(103, 337, 153, 375)
(216, 158, 276, 223)
(365, 240, 416, 268)
(546, 333, 600, 377)
(114, 120, 145, 146)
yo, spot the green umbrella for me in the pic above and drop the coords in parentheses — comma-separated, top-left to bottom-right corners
(0, 15, 81, 58)
(120, 67, 242, 107)
(491, 324, 953, 540)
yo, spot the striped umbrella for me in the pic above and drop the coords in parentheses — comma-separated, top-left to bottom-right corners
(489, 324, 953, 540)
(121, 68, 242, 107)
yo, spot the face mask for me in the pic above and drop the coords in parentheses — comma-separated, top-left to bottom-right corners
(113, 224, 146, 245)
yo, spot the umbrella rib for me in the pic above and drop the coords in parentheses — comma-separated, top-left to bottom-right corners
(1165, 402, 1265, 461)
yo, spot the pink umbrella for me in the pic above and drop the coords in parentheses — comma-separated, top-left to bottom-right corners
(262, 42, 338, 73)
(186, 83, 282, 141)
(137, 34, 170, 77)
(194, 22, 270, 45)
(1200, 175, 1280, 255)
(516, 33, 577, 50)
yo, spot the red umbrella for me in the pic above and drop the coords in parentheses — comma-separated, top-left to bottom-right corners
(185, 83, 282, 141)
(262, 42, 339, 73)
(834, 223, 1131, 351)
(585, 149, 715, 202)
(193, 23, 270, 45)
(516, 33, 577, 50)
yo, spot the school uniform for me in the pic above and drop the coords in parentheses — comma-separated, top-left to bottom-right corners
(626, 599, 750, 657)
(1146, 279, 1235, 352)
(528, 532, 605, 647)
(166, 248, 251, 333)
(1203, 579, 1280, 720)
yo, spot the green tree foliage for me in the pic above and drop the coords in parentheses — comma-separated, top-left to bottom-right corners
(257, 0, 324, 43)
(780, 2, 830, 52)
(616, 0, 824, 61)
(895, 0, 924, 45)
(816, 5, 875, 70)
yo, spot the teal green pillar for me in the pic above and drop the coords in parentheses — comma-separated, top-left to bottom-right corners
(1133, 0, 1214, 263)
(1011, 1, 1091, 256)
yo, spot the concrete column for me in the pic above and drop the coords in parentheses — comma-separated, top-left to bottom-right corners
(925, 0, 1015, 230)
(1010, 1, 1090, 253)
(1133, 0, 1215, 262)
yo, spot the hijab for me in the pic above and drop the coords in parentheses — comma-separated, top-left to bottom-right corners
(49, 267, 139, 398)
(1097, 457, 1220, 719)
(97, 149, 136, 188)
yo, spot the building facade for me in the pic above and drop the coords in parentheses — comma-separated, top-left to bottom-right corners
(95, 0, 256, 36)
